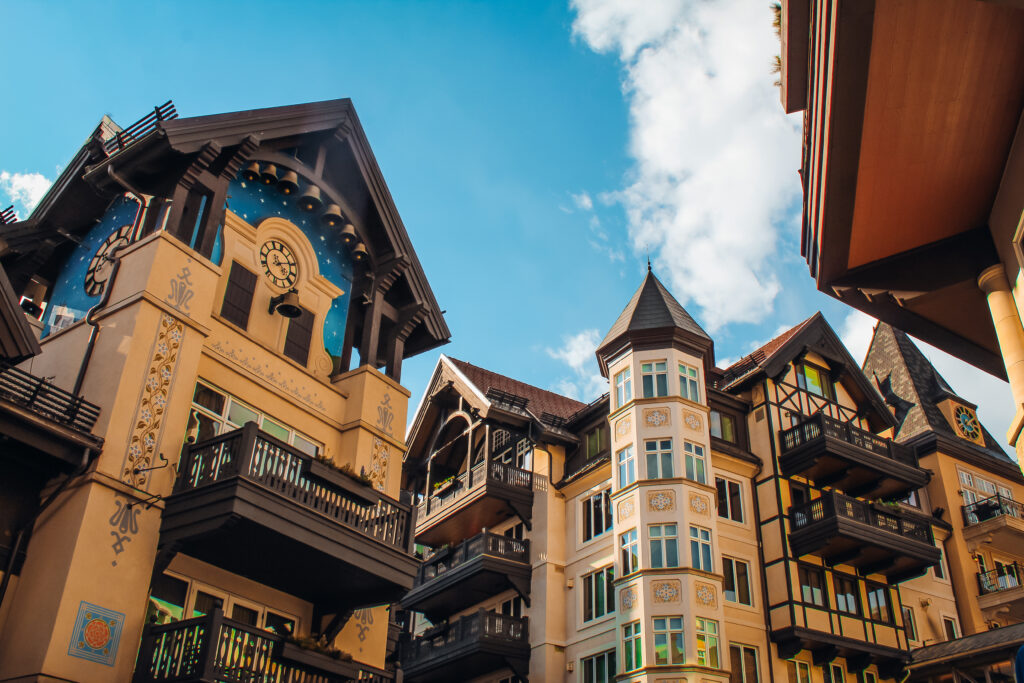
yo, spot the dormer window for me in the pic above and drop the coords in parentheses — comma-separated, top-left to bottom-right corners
(586, 424, 608, 459)
(795, 363, 833, 400)
(710, 410, 736, 443)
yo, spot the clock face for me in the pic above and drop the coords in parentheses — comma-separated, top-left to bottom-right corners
(954, 405, 981, 440)
(85, 225, 133, 296)
(259, 239, 298, 289)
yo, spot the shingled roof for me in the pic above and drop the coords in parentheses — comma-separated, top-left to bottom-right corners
(599, 269, 710, 351)
(720, 315, 817, 388)
(448, 357, 586, 421)
(863, 322, 1017, 470)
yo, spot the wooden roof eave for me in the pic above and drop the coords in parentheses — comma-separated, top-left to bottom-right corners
(0, 266, 40, 361)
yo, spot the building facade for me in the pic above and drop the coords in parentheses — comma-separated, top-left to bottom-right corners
(399, 271, 1023, 683)
(0, 99, 449, 682)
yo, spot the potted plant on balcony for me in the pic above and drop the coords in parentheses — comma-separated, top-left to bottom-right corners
(277, 634, 358, 677)
(304, 455, 380, 505)
(432, 475, 456, 496)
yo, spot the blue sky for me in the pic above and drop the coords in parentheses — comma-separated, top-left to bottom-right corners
(0, 1, 1014, 453)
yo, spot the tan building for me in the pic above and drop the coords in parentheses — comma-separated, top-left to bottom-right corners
(0, 99, 449, 681)
(399, 271, 1022, 683)
(777, 0, 1024, 470)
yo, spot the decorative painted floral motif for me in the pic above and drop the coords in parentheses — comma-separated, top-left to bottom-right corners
(684, 411, 702, 432)
(696, 582, 717, 607)
(644, 408, 670, 427)
(653, 580, 682, 604)
(690, 494, 710, 515)
(108, 497, 140, 567)
(209, 339, 326, 411)
(617, 498, 635, 520)
(647, 490, 675, 512)
(377, 393, 395, 435)
(165, 263, 194, 312)
(370, 437, 390, 492)
(615, 415, 631, 440)
(123, 315, 183, 488)
(621, 585, 638, 611)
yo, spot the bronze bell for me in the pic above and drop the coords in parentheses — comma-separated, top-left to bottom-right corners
(242, 162, 260, 182)
(298, 185, 322, 212)
(269, 289, 302, 318)
(321, 204, 343, 228)
(339, 223, 357, 245)
(351, 241, 368, 262)
(260, 163, 278, 185)
(278, 170, 299, 195)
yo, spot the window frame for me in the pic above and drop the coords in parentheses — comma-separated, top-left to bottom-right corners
(582, 489, 613, 543)
(689, 525, 713, 572)
(653, 615, 685, 665)
(617, 445, 636, 488)
(729, 643, 760, 683)
(649, 523, 679, 569)
(580, 649, 616, 683)
(679, 362, 700, 402)
(865, 583, 892, 623)
(711, 409, 737, 443)
(942, 616, 960, 641)
(902, 605, 918, 643)
(716, 476, 744, 523)
(620, 529, 640, 575)
(695, 617, 720, 668)
(795, 362, 834, 400)
(798, 565, 826, 607)
(645, 438, 674, 479)
(641, 360, 669, 398)
(684, 440, 707, 484)
(622, 620, 642, 672)
(582, 565, 616, 623)
(834, 574, 860, 616)
(614, 367, 632, 408)
(723, 557, 753, 606)
(788, 660, 811, 683)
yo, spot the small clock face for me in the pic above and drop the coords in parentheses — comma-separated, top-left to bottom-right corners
(259, 239, 298, 289)
(85, 225, 133, 296)
(954, 405, 981, 440)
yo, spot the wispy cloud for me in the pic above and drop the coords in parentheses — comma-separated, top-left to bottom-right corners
(572, 191, 594, 211)
(570, 0, 801, 331)
(547, 328, 608, 401)
(0, 171, 52, 218)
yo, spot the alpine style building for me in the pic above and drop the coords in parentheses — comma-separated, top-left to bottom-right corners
(0, 99, 450, 682)
(398, 270, 1024, 683)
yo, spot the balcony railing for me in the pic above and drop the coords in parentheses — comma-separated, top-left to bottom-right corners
(0, 361, 100, 433)
(791, 491, 933, 544)
(176, 422, 411, 552)
(978, 562, 1024, 596)
(780, 413, 916, 466)
(402, 609, 528, 670)
(963, 494, 1024, 526)
(417, 460, 532, 520)
(134, 606, 390, 682)
(417, 532, 528, 585)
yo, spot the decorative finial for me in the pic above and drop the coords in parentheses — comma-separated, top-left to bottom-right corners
(646, 248, 652, 272)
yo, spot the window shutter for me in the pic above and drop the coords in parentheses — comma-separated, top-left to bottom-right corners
(284, 307, 315, 366)
(220, 261, 257, 329)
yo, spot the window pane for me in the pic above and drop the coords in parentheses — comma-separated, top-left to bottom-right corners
(292, 433, 319, 456)
(231, 603, 259, 626)
(737, 560, 751, 605)
(262, 417, 291, 442)
(227, 400, 259, 427)
(193, 383, 226, 414)
(265, 611, 295, 635)
(147, 573, 188, 625)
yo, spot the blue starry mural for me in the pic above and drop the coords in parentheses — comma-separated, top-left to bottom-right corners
(42, 195, 141, 338)
(227, 174, 353, 359)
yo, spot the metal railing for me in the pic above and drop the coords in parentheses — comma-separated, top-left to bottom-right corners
(401, 609, 528, 669)
(779, 412, 917, 467)
(417, 460, 532, 521)
(134, 607, 391, 682)
(175, 422, 412, 552)
(790, 490, 933, 544)
(104, 101, 177, 155)
(0, 361, 100, 433)
(963, 494, 1024, 526)
(978, 562, 1024, 596)
(416, 532, 529, 586)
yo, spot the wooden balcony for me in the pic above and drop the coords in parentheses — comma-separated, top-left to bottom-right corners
(160, 422, 417, 611)
(977, 562, 1024, 622)
(0, 361, 102, 467)
(133, 606, 391, 682)
(789, 491, 940, 582)
(400, 610, 529, 683)
(779, 413, 928, 499)
(401, 532, 530, 621)
(962, 494, 1024, 551)
(414, 461, 533, 546)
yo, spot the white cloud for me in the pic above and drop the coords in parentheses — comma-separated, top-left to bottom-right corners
(0, 171, 52, 218)
(572, 191, 594, 211)
(571, 0, 801, 331)
(547, 328, 608, 401)
(839, 310, 1016, 456)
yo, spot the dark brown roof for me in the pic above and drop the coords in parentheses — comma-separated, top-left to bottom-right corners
(0, 265, 39, 361)
(599, 269, 711, 351)
(448, 357, 585, 420)
(863, 322, 1017, 467)
(909, 620, 1024, 670)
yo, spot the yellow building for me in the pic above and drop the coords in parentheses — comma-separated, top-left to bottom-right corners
(0, 99, 449, 682)
(399, 271, 1022, 683)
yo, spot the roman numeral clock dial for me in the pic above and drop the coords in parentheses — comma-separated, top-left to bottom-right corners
(259, 240, 298, 289)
